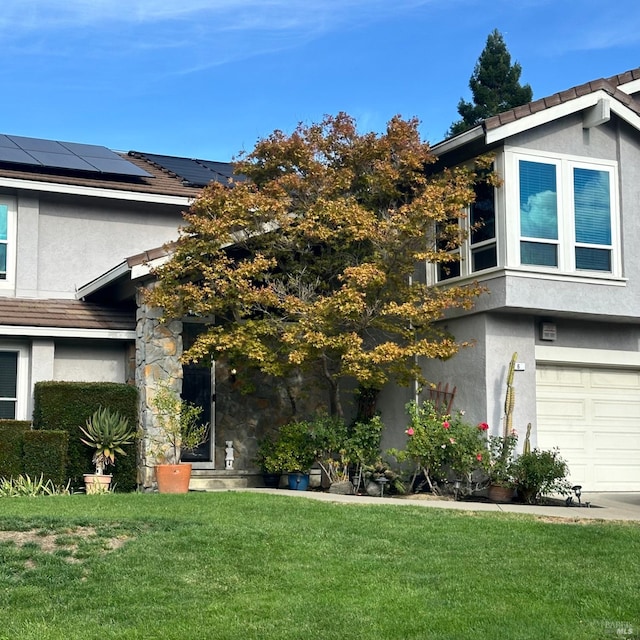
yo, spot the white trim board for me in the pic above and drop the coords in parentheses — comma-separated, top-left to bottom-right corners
(0, 176, 194, 206)
(0, 325, 135, 340)
(535, 346, 640, 368)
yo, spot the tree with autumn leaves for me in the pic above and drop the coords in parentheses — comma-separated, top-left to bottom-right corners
(148, 114, 489, 418)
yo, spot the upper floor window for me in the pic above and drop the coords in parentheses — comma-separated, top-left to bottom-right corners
(514, 151, 618, 276)
(437, 177, 497, 281)
(0, 198, 16, 287)
(0, 204, 8, 280)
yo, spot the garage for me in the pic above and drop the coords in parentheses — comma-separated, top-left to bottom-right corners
(536, 364, 640, 491)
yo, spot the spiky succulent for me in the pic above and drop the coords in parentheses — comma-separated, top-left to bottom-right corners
(80, 407, 135, 475)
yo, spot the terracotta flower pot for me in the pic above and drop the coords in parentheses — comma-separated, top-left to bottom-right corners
(488, 484, 514, 503)
(155, 463, 192, 493)
(84, 473, 112, 494)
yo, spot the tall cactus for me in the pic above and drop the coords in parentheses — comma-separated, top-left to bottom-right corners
(523, 423, 532, 454)
(503, 352, 517, 438)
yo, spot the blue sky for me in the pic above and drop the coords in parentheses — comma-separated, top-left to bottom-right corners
(2, 0, 639, 161)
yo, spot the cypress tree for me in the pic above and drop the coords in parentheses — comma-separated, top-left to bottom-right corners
(448, 29, 533, 137)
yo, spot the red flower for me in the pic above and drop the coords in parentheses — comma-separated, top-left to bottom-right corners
(406, 427, 415, 436)
(477, 422, 489, 431)
(442, 421, 450, 429)
(476, 453, 483, 461)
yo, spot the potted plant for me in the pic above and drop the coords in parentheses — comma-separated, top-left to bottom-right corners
(270, 421, 316, 491)
(151, 383, 209, 493)
(80, 406, 135, 494)
(254, 436, 283, 488)
(308, 414, 354, 494)
(485, 432, 517, 502)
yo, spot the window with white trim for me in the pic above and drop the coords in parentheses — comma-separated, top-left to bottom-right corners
(0, 198, 16, 286)
(437, 177, 497, 281)
(0, 351, 18, 418)
(0, 203, 8, 280)
(513, 151, 618, 275)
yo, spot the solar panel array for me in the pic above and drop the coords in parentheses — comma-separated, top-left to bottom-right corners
(0, 134, 152, 178)
(134, 152, 236, 187)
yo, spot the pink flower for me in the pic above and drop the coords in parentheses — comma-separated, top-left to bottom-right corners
(406, 427, 415, 436)
(449, 438, 456, 444)
(477, 422, 489, 431)
(476, 453, 483, 461)
(442, 421, 450, 429)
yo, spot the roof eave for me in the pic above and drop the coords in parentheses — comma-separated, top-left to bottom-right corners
(485, 90, 640, 145)
(431, 125, 485, 156)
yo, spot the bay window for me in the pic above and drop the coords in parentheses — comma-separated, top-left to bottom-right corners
(437, 177, 497, 281)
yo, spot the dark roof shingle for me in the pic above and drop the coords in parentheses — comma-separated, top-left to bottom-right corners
(0, 298, 135, 331)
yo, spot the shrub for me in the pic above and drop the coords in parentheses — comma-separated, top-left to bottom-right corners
(23, 430, 69, 487)
(0, 420, 30, 478)
(33, 382, 138, 491)
(512, 448, 571, 503)
(392, 401, 487, 495)
(270, 420, 316, 473)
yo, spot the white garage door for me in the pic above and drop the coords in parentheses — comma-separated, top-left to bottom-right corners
(536, 365, 640, 491)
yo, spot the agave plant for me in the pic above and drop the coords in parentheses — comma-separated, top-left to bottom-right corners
(80, 407, 135, 475)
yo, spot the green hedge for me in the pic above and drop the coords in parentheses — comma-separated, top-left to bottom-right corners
(23, 430, 69, 487)
(0, 420, 31, 479)
(33, 381, 138, 492)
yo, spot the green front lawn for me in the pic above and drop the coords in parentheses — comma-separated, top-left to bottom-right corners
(0, 492, 638, 639)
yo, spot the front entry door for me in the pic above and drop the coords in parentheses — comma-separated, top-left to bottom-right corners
(181, 361, 215, 464)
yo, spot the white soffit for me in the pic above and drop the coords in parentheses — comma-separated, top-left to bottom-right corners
(485, 90, 640, 144)
(76, 261, 130, 299)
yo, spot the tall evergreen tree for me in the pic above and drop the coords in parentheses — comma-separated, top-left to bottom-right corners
(448, 29, 533, 137)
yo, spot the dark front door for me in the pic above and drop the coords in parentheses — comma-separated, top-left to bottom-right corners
(181, 361, 214, 463)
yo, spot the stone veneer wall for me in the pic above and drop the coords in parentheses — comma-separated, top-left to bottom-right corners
(214, 363, 330, 471)
(135, 287, 183, 490)
(135, 286, 336, 484)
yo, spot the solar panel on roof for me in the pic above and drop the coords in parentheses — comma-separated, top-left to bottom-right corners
(0, 147, 41, 166)
(0, 135, 20, 149)
(137, 152, 236, 187)
(0, 134, 152, 178)
(28, 151, 95, 172)
(86, 156, 152, 177)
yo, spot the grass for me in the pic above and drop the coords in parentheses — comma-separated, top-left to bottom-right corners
(0, 492, 638, 639)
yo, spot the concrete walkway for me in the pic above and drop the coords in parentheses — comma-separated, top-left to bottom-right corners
(240, 488, 640, 522)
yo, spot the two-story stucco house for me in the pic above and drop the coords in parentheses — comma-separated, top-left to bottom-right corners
(3, 67, 640, 492)
(380, 68, 640, 491)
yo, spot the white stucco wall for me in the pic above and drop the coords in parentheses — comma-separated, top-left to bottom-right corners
(53, 342, 127, 382)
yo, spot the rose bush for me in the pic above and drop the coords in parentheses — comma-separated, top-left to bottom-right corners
(392, 401, 488, 495)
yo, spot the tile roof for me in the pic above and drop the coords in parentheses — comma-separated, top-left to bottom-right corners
(0, 298, 135, 331)
(483, 68, 640, 132)
(0, 151, 202, 198)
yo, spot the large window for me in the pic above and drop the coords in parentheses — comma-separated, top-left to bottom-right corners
(516, 153, 617, 275)
(437, 178, 497, 281)
(0, 198, 16, 287)
(0, 204, 8, 281)
(0, 351, 18, 419)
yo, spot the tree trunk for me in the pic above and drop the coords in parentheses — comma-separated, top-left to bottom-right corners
(355, 385, 380, 422)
